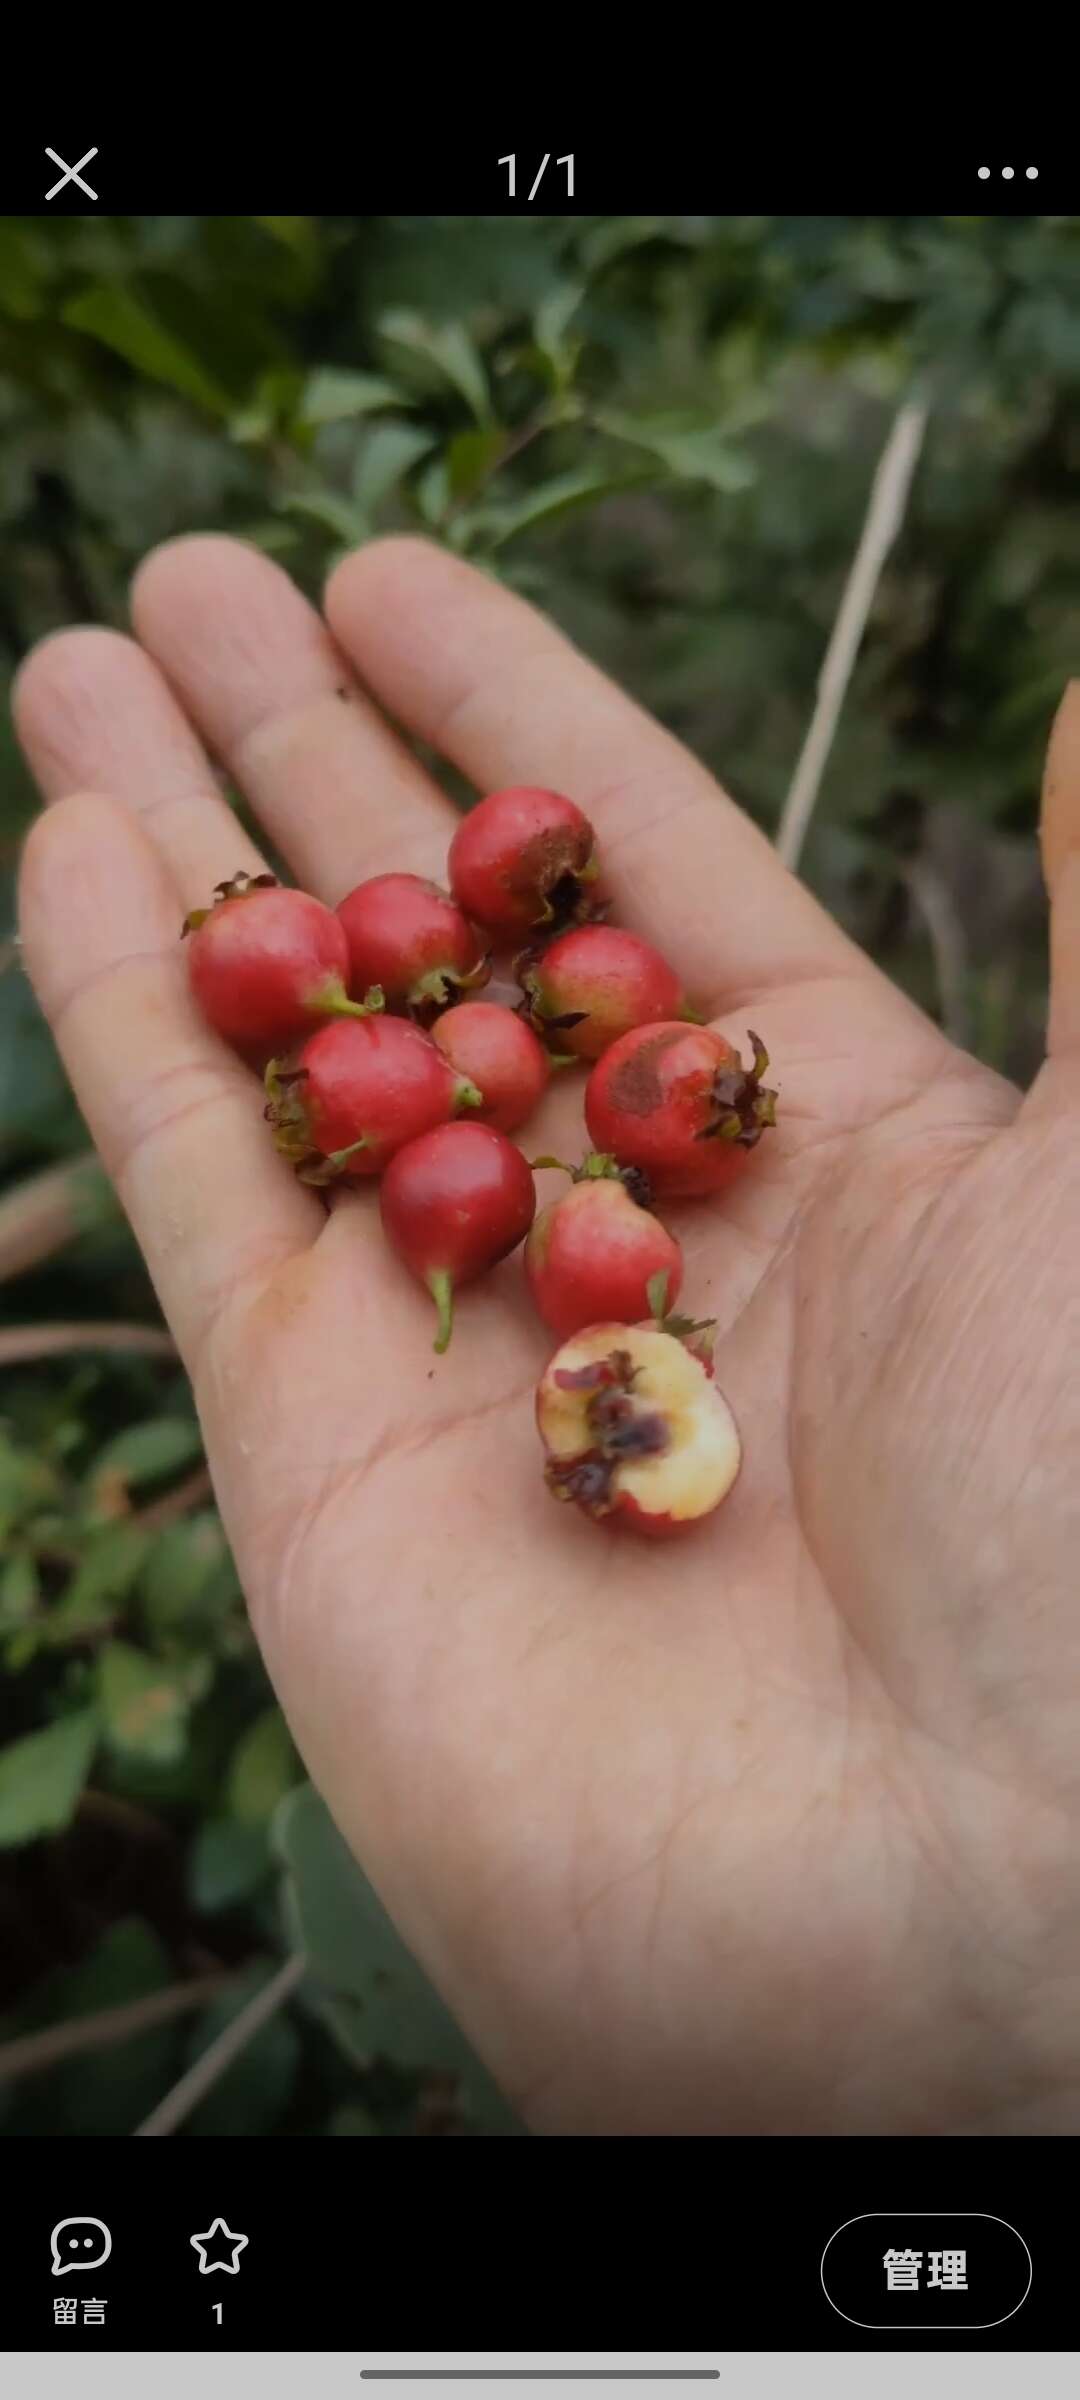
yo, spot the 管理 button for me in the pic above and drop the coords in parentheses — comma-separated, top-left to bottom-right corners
(821, 2213, 1031, 2330)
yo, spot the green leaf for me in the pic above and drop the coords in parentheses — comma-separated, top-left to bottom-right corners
(229, 366, 305, 443)
(48, 1522, 149, 1641)
(378, 310, 492, 424)
(275, 1783, 519, 2131)
(445, 426, 506, 500)
(532, 281, 586, 389)
(63, 285, 235, 417)
(414, 453, 451, 526)
(474, 468, 651, 552)
(227, 1706, 300, 1825)
(277, 490, 368, 546)
(596, 409, 757, 494)
(141, 1512, 232, 1633)
(0, 1550, 39, 1630)
(646, 1270, 671, 1321)
(300, 367, 405, 426)
(351, 420, 438, 512)
(98, 1641, 191, 1766)
(189, 1817, 272, 1913)
(92, 1415, 204, 1492)
(0, 1710, 100, 1847)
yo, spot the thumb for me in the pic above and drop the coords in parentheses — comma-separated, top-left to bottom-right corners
(1040, 681, 1080, 1065)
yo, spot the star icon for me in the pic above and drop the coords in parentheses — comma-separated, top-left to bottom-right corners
(189, 2218, 249, 2275)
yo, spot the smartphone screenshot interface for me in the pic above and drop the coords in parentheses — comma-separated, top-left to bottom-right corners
(0, 123, 1075, 2374)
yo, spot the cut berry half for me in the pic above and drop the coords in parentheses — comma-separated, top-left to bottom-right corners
(536, 1322, 741, 1538)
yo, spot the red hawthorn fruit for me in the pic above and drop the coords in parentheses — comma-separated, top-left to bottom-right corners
(431, 1001, 550, 1133)
(448, 787, 600, 940)
(525, 1154, 684, 1339)
(380, 1121, 537, 1352)
(585, 1023, 778, 1200)
(264, 1016, 481, 1183)
(184, 872, 379, 1054)
(336, 872, 490, 1017)
(536, 1322, 741, 1538)
(517, 923, 692, 1061)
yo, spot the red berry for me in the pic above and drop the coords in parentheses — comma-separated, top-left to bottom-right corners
(448, 787, 600, 940)
(585, 1024, 778, 1200)
(432, 1002, 550, 1133)
(184, 872, 379, 1055)
(525, 1156, 684, 1339)
(518, 923, 691, 1061)
(380, 1122, 536, 1352)
(537, 1323, 741, 1538)
(336, 872, 489, 1017)
(264, 1017, 481, 1183)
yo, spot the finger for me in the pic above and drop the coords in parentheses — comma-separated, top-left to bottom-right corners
(18, 794, 319, 1380)
(12, 626, 268, 907)
(130, 535, 455, 900)
(325, 537, 871, 1014)
(1039, 681, 1080, 1064)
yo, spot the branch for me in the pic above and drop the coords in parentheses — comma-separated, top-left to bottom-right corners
(0, 1972, 235, 2086)
(776, 401, 929, 872)
(133, 1952, 308, 2136)
(135, 1464, 213, 1532)
(0, 1154, 114, 1283)
(0, 1322, 176, 1369)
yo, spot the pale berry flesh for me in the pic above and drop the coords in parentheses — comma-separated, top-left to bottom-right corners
(536, 1322, 741, 1537)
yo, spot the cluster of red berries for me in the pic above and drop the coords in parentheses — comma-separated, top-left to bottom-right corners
(183, 785, 778, 1537)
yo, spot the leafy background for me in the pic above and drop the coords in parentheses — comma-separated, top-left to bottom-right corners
(1, 213, 1076, 2134)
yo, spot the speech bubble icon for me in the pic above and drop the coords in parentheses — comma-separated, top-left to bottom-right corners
(50, 2218, 112, 2275)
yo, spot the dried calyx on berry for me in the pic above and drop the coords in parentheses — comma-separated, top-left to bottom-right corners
(183, 871, 387, 1057)
(515, 922, 694, 1063)
(263, 1019, 482, 1186)
(181, 869, 279, 935)
(263, 1060, 337, 1181)
(695, 1031, 777, 1147)
(448, 787, 604, 942)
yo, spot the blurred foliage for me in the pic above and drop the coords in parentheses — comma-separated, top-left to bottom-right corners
(1, 212, 1076, 2132)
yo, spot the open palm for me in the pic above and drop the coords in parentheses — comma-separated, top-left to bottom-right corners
(16, 537, 1080, 2134)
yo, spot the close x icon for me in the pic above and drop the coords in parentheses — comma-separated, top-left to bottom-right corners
(45, 146, 98, 200)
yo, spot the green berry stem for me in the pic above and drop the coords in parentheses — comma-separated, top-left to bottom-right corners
(308, 980, 386, 1020)
(428, 1268, 455, 1355)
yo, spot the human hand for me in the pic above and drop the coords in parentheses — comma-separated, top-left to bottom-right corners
(15, 537, 1080, 2133)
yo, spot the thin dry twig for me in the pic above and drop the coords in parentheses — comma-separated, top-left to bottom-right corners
(135, 1464, 213, 1533)
(776, 401, 929, 872)
(134, 1952, 308, 2136)
(0, 1154, 111, 1284)
(0, 1321, 176, 1369)
(0, 1972, 235, 2086)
